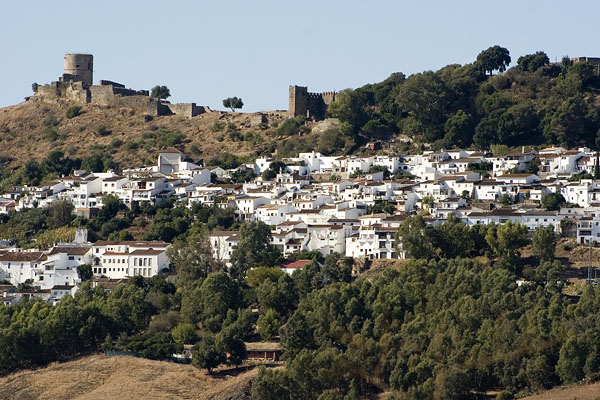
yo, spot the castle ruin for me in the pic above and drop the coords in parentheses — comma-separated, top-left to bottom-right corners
(288, 85, 336, 120)
(31, 54, 211, 118)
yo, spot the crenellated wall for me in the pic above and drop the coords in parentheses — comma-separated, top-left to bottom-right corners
(288, 85, 336, 120)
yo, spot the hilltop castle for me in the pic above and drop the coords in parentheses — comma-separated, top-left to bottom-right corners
(30, 54, 210, 118)
(288, 85, 336, 120)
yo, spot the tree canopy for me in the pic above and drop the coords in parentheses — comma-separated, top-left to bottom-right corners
(150, 85, 171, 100)
(223, 97, 244, 112)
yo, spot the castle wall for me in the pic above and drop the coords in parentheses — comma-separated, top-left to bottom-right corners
(289, 85, 335, 120)
(165, 103, 208, 118)
(32, 54, 209, 118)
(251, 113, 268, 127)
(65, 82, 90, 103)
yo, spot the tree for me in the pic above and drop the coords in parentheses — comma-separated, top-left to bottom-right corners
(46, 199, 75, 229)
(443, 110, 473, 148)
(229, 221, 281, 280)
(246, 267, 285, 288)
(541, 193, 566, 211)
(77, 264, 93, 281)
(196, 272, 239, 332)
(171, 322, 197, 345)
(326, 89, 370, 138)
(531, 225, 556, 263)
(257, 308, 280, 340)
(485, 221, 528, 268)
(543, 95, 591, 147)
(476, 45, 511, 76)
(167, 233, 222, 286)
(223, 97, 244, 112)
(216, 326, 247, 367)
(395, 215, 436, 259)
(150, 85, 171, 100)
(556, 337, 586, 383)
(192, 335, 225, 373)
(434, 213, 474, 258)
(517, 51, 550, 72)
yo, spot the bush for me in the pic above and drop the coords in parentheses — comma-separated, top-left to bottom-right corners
(44, 128, 58, 142)
(212, 121, 225, 132)
(495, 391, 513, 400)
(276, 116, 305, 137)
(123, 142, 138, 151)
(66, 106, 81, 119)
(45, 128, 59, 142)
(97, 125, 111, 136)
(228, 130, 244, 142)
(110, 138, 123, 148)
(43, 116, 58, 127)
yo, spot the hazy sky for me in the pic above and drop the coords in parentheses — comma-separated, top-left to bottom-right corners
(2, 0, 599, 112)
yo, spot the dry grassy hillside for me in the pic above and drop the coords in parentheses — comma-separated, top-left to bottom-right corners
(0, 99, 292, 168)
(519, 382, 600, 400)
(0, 354, 268, 400)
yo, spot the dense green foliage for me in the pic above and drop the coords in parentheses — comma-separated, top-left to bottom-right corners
(223, 97, 244, 112)
(0, 282, 154, 375)
(253, 257, 600, 399)
(150, 85, 171, 100)
(326, 47, 600, 150)
(65, 105, 81, 119)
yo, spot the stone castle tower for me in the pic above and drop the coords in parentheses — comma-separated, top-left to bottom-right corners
(62, 53, 93, 86)
(289, 85, 336, 120)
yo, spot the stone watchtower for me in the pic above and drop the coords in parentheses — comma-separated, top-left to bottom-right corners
(289, 85, 308, 117)
(63, 54, 93, 86)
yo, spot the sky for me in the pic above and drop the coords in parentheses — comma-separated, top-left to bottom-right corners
(2, 0, 600, 112)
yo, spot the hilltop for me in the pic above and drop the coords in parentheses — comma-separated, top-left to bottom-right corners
(0, 99, 291, 168)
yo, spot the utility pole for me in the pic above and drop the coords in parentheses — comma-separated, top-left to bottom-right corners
(588, 240, 593, 283)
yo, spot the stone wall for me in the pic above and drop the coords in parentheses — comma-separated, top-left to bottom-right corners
(164, 103, 209, 118)
(250, 113, 267, 127)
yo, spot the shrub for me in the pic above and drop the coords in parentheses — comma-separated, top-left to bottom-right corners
(45, 128, 58, 142)
(211, 121, 225, 132)
(276, 116, 305, 137)
(228, 130, 244, 142)
(66, 106, 81, 119)
(123, 142, 139, 151)
(43, 116, 58, 127)
(189, 144, 201, 155)
(97, 125, 111, 136)
(110, 138, 123, 148)
(495, 391, 513, 400)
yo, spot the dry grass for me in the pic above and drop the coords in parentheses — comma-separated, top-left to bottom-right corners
(0, 100, 289, 168)
(520, 381, 600, 400)
(0, 354, 264, 400)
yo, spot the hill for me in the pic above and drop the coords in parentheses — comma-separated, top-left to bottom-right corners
(0, 354, 266, 400)
(520, 382, 600, 399)
(0, 99, 291, 168)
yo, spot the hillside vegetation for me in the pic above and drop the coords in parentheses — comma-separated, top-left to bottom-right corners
(326, 48, 600, 152)
(0, 100, 290, 167)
